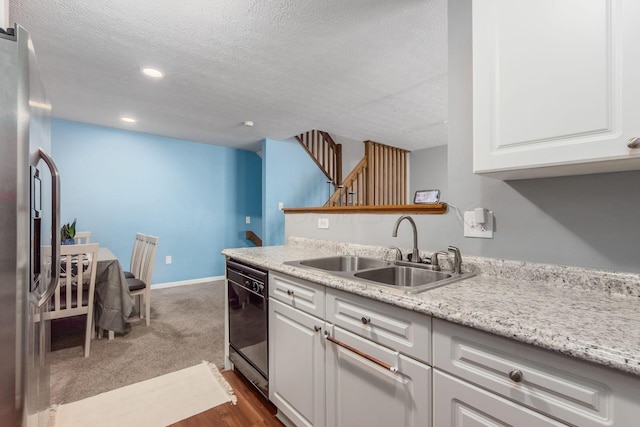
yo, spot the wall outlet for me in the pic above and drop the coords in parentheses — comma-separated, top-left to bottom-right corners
(318, 217, 329, 229)
(245, 216, 251, 224)
(464, 210, 494, 238)
(165, 255, 172, 264)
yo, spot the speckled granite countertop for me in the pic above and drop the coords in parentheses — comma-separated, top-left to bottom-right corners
(222, 238, 640, 377)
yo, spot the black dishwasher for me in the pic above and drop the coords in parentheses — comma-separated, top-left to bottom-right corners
(226, 259, 269, 398)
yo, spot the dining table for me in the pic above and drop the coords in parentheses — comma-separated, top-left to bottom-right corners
(94, 247, 134, 339)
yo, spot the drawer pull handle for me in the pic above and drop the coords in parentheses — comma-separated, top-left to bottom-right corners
(361, 316, 371, 325)
(286, 289, 294, 296)
(628, 137, 640, 149)
(314, 325, 322, 332)
(509, 369, 523, 383)
(325, 333, 398, 373)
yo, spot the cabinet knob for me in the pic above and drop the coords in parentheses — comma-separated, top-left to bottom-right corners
(508, 369, 523, 383)
(627, 137, 640, 149)
(286, 289, 294, 296)
(361, 316, 371, 325)
(314, 325, 322, 332)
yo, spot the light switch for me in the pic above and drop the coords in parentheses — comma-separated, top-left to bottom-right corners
(246, 216, 251, 224)
(165, 255, 172, 264)
(278, 202, 284, 210)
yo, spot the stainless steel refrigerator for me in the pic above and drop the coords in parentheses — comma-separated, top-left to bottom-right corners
(1, 25, 60, 427)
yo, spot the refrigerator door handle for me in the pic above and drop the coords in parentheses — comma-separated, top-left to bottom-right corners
(32, 148, 61, 308)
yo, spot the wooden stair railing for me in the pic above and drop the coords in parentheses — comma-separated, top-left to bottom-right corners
(326, 157, 367, 207)
(326, 140, 409, 207)
(365, 140, 409, 205)
(245, 231, 262, 247)
(295, 130, 342, 187)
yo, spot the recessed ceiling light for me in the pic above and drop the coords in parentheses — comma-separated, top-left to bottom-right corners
(141, 67, 164, 79)
(243, 121, 254, 127)
(28, 100, 52, 111)
(121, 116, 137, 123)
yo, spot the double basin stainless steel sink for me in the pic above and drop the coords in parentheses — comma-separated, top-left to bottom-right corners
(285, 255, 474, 293)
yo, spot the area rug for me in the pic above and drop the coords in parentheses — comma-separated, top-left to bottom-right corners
(49, 361, 236, 427)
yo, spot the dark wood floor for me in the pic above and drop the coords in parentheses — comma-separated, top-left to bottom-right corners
(169, 370, 285, 427)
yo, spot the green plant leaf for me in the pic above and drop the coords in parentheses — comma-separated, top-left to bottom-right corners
(70, 219, 76, 238)
(61, 219, 77, 240)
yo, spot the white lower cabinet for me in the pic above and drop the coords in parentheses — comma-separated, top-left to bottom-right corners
(268, 273, 432, 427)
(325, 325, 432, 427)
(269, 299, 325, 427)
(433, 318, 640, 427)
(268, 273, 640, 427)
(433, 370, 565, 426)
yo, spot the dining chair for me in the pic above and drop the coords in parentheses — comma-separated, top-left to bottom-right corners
(123, 232, 146, 279)
(74, 231, 91, 244)
(42, 243, 99, 357)
(127, 234, 159, 326)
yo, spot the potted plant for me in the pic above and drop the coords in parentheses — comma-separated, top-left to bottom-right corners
(61, 219, 76, 245)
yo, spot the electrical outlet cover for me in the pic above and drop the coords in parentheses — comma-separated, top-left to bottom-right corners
(318, 217, 329, 229)
(464, 210, 494, 238)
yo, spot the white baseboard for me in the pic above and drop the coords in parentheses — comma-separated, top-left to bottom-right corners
(151, 275, 225, 290)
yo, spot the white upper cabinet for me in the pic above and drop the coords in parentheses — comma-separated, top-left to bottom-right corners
(473, 0, 640, 179)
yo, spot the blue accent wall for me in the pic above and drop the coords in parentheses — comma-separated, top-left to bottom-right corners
(262, 138, 327, 246)
(51, 119, 262, 283)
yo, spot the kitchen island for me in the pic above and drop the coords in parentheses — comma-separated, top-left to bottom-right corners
(223, 237, 640, 426)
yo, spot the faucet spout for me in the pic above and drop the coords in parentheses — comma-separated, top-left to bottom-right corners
(392, 215, 420, 262)
(388, 246, 403, 261)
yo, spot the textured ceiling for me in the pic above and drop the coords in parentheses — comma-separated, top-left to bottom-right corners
(10, 0, 447, 152)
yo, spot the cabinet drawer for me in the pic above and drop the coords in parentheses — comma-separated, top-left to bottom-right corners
(433, 318, 640, 427)
(326, 288, 431, 364)
(434, 370, 565, 426)
(270, 272, 325, 318)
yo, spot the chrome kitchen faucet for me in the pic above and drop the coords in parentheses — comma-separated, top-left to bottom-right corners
(392, 215, 421, 263)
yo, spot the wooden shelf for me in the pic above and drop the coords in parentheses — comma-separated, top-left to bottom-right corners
(282, 203, 448, 215)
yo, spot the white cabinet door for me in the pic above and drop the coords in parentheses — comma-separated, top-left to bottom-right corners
(269, 299, 325, 427)
(473, 0, 640, 179)
(325, 325, 431, 427)
(434, 370, 566, 426)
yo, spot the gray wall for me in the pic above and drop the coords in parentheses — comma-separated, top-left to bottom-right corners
(285, 212, 460, 256)
(286, 1, 640, 274)
(410, 144, 448, 199)
(332, 134, 365, 177)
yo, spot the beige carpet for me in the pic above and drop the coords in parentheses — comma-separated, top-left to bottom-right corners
(50, 361, 235, 427)
(50, 281, 226, 404)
